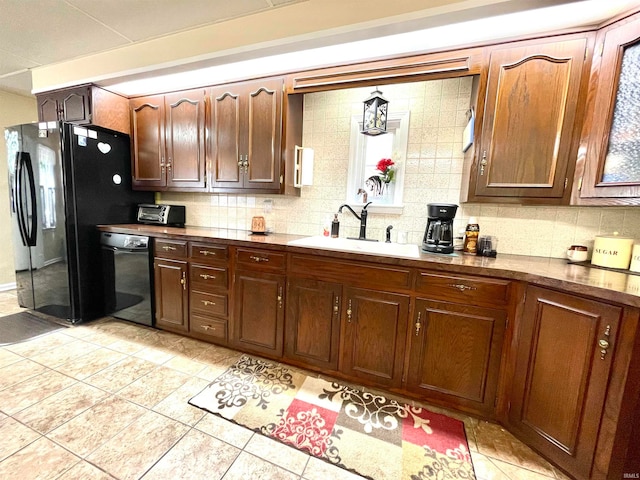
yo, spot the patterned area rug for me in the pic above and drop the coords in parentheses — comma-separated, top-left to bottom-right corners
(189, 355, 476, 480)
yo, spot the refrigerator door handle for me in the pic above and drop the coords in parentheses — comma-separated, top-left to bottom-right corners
(22, 152, 38, 247)
(14, 152, 29, 247)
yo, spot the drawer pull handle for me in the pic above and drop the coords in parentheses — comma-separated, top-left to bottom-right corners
(599, 324, 611, 360)
(201, 324, 216, 331)
(249, 255, 269, 263)
(202, 300, 216, 306)
(199, 250, 216, 256)
(415, 312, 422, 336)
(199, 274, 216, 280)
(277, 286, 283, 309)
(347, 299, 352, 323)
(449, 283, 476, 292)
(162, 245, 177, 251)
(333, 296, 340, 315)
(180, 272, 186, 290)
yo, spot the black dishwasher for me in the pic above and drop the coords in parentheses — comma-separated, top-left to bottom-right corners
(100, 232, 154, 326)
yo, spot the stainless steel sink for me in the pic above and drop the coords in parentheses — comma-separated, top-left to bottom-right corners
(287, 236, 421, 258)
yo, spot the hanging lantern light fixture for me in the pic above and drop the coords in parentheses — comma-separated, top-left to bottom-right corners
(361, 87, 389, 136)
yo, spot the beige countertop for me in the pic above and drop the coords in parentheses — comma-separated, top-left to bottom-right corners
(99, 224, 640, 308)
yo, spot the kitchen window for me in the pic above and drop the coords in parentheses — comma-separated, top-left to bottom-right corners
(346, 111, 409, 213)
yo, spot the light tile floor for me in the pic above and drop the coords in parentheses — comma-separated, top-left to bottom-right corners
(0, 290, 572, 480)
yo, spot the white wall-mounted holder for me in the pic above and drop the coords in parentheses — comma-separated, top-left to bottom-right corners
(294, 146, 314, 187)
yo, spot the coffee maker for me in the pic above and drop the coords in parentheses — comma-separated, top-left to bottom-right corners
(422, 203, 458, 254)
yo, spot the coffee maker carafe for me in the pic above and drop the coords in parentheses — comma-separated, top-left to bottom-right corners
(422, 203, 458, 254)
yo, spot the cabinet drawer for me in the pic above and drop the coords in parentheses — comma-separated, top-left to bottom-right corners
(190, 265, 228, 290)
(190, 314, 227, 340)
(154, 239, 188, 259)
(415, 271, 511, 306)
(189, 242, 228, 262)
(191, 291, 227, 317)
(236, 248, 286, 271)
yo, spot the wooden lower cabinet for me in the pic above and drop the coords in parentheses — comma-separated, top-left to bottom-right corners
(233, 270, 285, 357)
(508, 286, 622, 479)
(340, 287, 409, 388)
(153, 258, 188, 333)
(406, 299, 506, 416)
(285, 277, 341, 371)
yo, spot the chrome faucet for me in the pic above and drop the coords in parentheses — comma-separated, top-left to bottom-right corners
(338, 202, 377, 241)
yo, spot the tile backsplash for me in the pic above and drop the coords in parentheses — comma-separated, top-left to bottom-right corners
(160, 78, 640, 259)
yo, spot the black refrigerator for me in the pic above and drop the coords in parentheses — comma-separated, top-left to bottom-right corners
(5, 122, 154, 323)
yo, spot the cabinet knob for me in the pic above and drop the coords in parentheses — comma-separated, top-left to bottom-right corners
(180, 271, 186, 290)
(277, 286, 283, 309)
(415, 312, 422, 336)
(480, 150, 487, 176)
(599, 324, 611, 360)
(333, 296, 340, 315)
(346, 299, 352, 322)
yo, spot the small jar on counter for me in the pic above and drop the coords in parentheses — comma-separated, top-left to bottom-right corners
(463, 217, 479, 255)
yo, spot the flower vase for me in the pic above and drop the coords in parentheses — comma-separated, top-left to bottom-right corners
(380, 182, 393, 204)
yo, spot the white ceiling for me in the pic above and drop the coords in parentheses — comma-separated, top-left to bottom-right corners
(0, 0, 304, 95)
(0, 0, 637, 97)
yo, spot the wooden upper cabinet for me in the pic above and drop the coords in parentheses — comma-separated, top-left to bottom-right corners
(131, 96, 166, 188)
(37, 85, 129, 133)
(210, 77, 283, 192)
(246, 80, 282, 189)
(164, 90, 206, 189)
(210, 87, 242, 187)
(474, 38, 588, 201)
(578, 14, 640, 201)
(37, 86, 91, 124)
(130, 90, 206, 190)
(508, 286, 622, 479)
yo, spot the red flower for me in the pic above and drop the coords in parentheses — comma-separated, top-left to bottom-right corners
(376, 158, 394, 173)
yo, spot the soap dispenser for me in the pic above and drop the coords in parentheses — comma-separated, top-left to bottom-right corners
(331, 214, 340, 238)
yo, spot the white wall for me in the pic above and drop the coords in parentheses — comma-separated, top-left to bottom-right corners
(0, 91, 37, 287)
(160, 77, 640, 259)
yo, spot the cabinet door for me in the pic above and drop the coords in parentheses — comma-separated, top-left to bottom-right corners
(154, 258, 188, 333)
(580, 16, 640, 199)
(37, 95, 60, 122)
(340, 287, 409, 388)
(130, 96, 166, 188)
(476, 39, 587, 199)
(244, 78, 283, 190)
(164, 90, 206, 189)
(210, 86, 243, 188)
(508, 286, 621, 479)
(285, 278, 341, 371)
(37, 87, 91, 124)
(407, 299, 506, 416)
(233, 270, 285, 357)
(60, 88, 91, 123)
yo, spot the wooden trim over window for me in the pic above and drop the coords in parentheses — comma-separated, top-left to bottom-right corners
(288, 47, 484, 93)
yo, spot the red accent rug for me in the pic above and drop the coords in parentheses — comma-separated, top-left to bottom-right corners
(189, 355, 476, 480)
